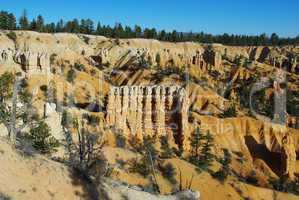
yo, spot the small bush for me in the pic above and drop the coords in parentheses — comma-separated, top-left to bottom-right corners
(67, 68, 76, 83)
(245, 171, 258, 185)
(40, 85, 48, 92)
(26, 120, 59, 153)
(212, 169, 228, 183)
(6, 31, 17, 41)
(128, 134, 143, 153)
(129, 157, 151, 177)
(74, 62, 86, 72)
(269, 176, 299, 195)
(220, 104, 237, 118)
(159, 163, 177, 184)
(213, 149, 232, 183)
(115, 133, 126, 148)
(160, 135, 173, 159)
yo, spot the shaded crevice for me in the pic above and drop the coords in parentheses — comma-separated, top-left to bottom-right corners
(245, 136, 286, 176)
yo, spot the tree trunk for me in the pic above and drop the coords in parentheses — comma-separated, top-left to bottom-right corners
(9, 79, 20, 142)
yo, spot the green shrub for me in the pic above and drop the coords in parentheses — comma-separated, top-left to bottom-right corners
(67, 68, 76, 83)
(142, 135, 159, 161)
(159, 163, 177, 184)
(129, 157, 151, 177)
(26, 120, 59, 153)
(40, 85, 48, 92)
(128, 134, 143, 153)
(6, 31, 17, 41)
(220, 104, 237, 118)
(213, 149, 232, 183)
(269, 176, 299, 195)
(74, 62, 86, 71)
(245, 171, 258, 186)
(160, 135, 173, 159)
(115, 133, 126, 148)
(0, 72, 14, 101)
(212, 169, 228, 183)
(188, 128, 215, 170)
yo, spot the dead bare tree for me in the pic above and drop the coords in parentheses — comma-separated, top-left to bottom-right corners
(70, 118, 110, 183)
(147, 149, 161, 194)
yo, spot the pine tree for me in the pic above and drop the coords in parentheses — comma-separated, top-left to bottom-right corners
(30, 19, 37, 31)
(19, 10, 29, 30)
(171, 30, 178, 42)
(0, 11, 16, 30)
(44, 23, 55, 33)
(0, 9, 296, 46)
(0, 11, 8, 29)
(0, 72, 14, 103)
(270, 33, 279, 46)
(134, 25, 142, 38)
(36, 15, 44, 32)
(114, 23, 124, 38)
(55, 19, 64, 32)
(26, 120, 59, 153)
(159, 30, 166, 41)
(198, 131, 215, 168)
(96, 22, 102, 35)
(124, 26, 133, 38)
(143, 28, 150, 39)
(212, 149, 231, 183)
(188, 127, 205, 165)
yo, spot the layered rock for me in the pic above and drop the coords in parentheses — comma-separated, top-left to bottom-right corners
(192, 114, 299, 179)
(0, 48, 51, 74)
(106, 85, 189, 145)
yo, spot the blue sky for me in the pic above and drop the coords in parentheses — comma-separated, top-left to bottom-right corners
(1, 0, 298, 37)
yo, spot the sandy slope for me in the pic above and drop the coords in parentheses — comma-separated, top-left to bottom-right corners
(0, 137, 85, 200)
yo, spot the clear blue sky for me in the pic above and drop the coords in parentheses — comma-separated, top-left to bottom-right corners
(1, 0, 298, 37)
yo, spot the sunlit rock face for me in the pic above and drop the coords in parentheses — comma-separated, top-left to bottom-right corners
(106, 85, 189, 145)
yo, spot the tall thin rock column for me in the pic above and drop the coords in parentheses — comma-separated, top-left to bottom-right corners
(136, 86, 144, 139)
(128, 86, 138, 135)
(114, 87, 122, 129)
(121, 86, 129, 133)
(144, 86, 153, 136)
(180, 88, 189, 148)
(155, 86, 161, 136)
(106, 87, 116, 126)
(156, 86, 166, 136)
(165, 86, 176, 136)
(160, 86, 166, 135)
